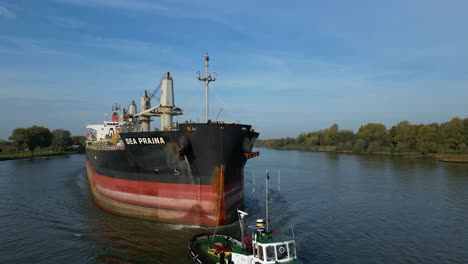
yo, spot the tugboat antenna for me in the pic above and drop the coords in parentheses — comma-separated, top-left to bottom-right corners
(266, 170, 270, 232)
(196, 52, 217, 122)
(237, 209, 248, 250)
(278, 168, 281, 191)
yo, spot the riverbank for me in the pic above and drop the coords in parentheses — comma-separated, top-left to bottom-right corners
(257, 146, 468, 163)
(432, 154, 468, 163)
(0, 151, 78, 161)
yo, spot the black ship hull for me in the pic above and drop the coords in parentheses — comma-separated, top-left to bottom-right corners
(85, 123, 259, 226)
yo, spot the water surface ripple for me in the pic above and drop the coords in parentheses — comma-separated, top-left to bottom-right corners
(0, 150, 467, 263)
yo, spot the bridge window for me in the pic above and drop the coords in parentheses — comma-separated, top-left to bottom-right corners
(258, 245, 264, 261)
(276, 244, 288, 260)
(266, 245, 275, 261)
(288, 242, 296, 258)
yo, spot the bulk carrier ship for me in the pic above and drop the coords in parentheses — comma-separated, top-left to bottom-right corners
(85, 54, 259, 226)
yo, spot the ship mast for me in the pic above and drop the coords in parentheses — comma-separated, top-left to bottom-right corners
(196, 53, 217, 122)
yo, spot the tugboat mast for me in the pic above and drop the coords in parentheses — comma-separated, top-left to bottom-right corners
(266, 171, 270, 232)
(196, 53, 217, 122)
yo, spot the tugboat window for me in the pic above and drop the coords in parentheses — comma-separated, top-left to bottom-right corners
(276, 244, 288, 260)
(258, 245, 264, 261)
(266, 245, 275, 261)
(288, 242, 296, 258)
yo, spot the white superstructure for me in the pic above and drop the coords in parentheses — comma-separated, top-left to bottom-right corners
(86, 71, 184, 140)
(134, 72, 183, 131)
(86, 120, 124, 141)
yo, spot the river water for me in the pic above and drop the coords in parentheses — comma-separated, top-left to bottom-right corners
(0, 149, 467, 263)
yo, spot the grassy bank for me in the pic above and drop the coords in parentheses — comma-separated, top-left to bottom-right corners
(261, 144, 420, 155)
(0, 151, 73, 161)
(258, 146, 468, 163)
(432, 154, 468, 163)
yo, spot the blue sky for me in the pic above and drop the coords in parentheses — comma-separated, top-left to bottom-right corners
(1, 0, 467, 139)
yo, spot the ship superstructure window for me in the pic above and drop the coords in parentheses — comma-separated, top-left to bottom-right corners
(266, 245, 275, 261)
(288, 242, 296, 258)
(276, 243, 288, 260)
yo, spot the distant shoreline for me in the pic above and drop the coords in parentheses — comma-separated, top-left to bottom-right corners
(0, 151, 80, 161)
(257, 146, 468, 163)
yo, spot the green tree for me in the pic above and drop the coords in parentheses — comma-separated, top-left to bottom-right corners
(296, 133, 307, 145)
(9, 128, 28, 157)
(25, 126, 52, 156)
(305, 133, 320, 146)
(417, 125, 437, 143)
(416, 125, 437, 154)
(353, 138, 366, 152)
(459, 143, 467, 153)
(284, 137, 295, 146)
(464, 118, 468, 144)
(72, 136, 86, 146)
(395, 142, 409, 153)
(337, 129, 356, 145)
(438, 117, 464, 152)
(321, 124, 339, 146)
(257, 117, 468, 155)
(51, 129, 72, 151)
(367, 141, 381, 153)
(418, 142, 437, 154)
(391, 121, 418, 151)
(0, 139, 10, 149)
(357, 123, 388, 147)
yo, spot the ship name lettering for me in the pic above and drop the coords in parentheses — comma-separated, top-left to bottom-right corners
(125, 138, 138, 145)
(126, 137, 166, 145)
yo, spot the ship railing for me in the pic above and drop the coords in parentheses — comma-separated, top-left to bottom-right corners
(251, 128, 260, 133)
(170, 122, 180, 131)
(86, 143, 118, 151)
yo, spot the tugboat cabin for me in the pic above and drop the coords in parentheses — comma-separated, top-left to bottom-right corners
(230, 220, 300, 264)
(247, 238, 297, 263)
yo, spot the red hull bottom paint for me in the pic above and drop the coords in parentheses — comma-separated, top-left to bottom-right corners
(85, 161, 243, 226)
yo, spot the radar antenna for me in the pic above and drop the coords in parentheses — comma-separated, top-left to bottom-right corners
(196, 52, 217, 122)
(112, 103, 121, 112)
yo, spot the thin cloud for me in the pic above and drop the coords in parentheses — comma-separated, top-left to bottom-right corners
(253, 54, 287, 69)
(79, 35, 171, 59)
(53, 0, 259, 36)
(82, 35, 151, 53)
(0, 35, 40, 49)
(50, 16, 91, 29)
(0, 4, 15, 20)
(53, 0, 168, 12)
(0, 34, 84, 60)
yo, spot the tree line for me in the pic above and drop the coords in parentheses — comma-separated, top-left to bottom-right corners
(2, 126, 86, 156)
(256, 117, 468, 155)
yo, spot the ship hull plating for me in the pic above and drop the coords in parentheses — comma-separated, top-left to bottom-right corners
(85, 123, 259, 226)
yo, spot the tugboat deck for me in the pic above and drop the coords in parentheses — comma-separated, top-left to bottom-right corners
(188, 172, 304, 264)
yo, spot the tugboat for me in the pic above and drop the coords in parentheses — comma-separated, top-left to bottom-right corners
(188, 172, 303, 264)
